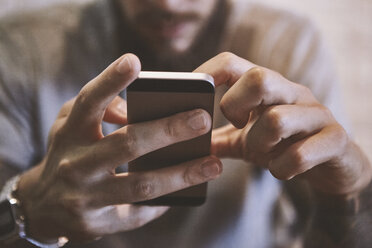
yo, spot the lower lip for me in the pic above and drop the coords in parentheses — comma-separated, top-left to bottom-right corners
(145, 21, 189, 39)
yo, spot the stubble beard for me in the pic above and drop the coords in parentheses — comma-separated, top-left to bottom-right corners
(118, 0, 228, 71)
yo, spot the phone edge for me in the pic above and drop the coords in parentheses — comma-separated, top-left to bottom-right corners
(138, 71, 214, 87)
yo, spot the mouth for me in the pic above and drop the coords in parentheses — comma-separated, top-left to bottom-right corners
(135, 11, 199, 40)
(152, 19, 190, 39)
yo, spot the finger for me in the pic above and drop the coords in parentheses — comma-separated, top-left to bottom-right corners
(82, 109, 212, 172)
(211, 124, 246, 158)
(194, 52, 317, 128)
(93, 156, 222, 205)
(103, 96, 127, 125)
(67, 54, 141, 135)
(49, 98, 76, 147)
(268, 124, 348, 181)
(194, 52, 255, 87)
(246, 104, 335, 155)
(85, 205, 169, 235)
(110, 205, 168, 232)
(220, 67, 316, 128)
(61, 204, 168, 241)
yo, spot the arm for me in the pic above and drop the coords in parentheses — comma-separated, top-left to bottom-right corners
(194, 52, 372, 247)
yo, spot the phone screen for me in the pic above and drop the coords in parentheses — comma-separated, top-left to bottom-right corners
(126, 72, 215, 206)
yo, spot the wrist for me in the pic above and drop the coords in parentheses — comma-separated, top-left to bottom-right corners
(10, 166, 68, 247)
(16, 165, 46, 241)
(0, 174, 68, 247)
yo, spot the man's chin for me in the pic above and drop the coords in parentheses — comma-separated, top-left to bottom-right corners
(145, 39, 193, 58)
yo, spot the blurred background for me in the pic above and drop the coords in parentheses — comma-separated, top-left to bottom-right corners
(1, 0, 371, 161)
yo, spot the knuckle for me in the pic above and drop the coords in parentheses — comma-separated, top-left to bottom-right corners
(289, 145, 308, 171)
(216, 52, 240, 86)
(118, 127, 139, 158)
(60, 101, 70, 111)
(272, 69, 285, 81)
(131, 176, 156, 200)
(219, 96, 242, 125)
(59, 100, 73, 117)
(57, 159, 76, 180)
(299, 85, 313, 99)
(164, 118, 179, 139)
(56, 158, 84, 185)
(219, 97, 232, 118)
(247, 66, 265, 79)
(48, 122, 66, 146)
(182, 165, 198, 186)
(217, 52, 237, 65)
(263, 107, 286, 137)
(52, 124, 68, 142)
(245, 66, 266, 89)
(75, 87, 90, 107)
(332, 124, 349, 152)
(100, 69, 114, 83)
(244, 67, 267, 98)
(319, 104, 334, 121)
(219, 97, 227, 112)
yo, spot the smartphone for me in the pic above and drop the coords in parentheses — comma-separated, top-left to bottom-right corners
(126, 71, 215, 206)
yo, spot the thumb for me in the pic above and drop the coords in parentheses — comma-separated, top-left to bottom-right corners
(211, 124, 245, 158)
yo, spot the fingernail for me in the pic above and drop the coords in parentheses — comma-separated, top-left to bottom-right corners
(201, 161, 220, 178)
(187, 111, 208, 130)
(117, 56, 131, 74)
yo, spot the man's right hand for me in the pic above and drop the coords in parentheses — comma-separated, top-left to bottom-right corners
(16, 54, 222, 243)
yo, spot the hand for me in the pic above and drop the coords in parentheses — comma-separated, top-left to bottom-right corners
(195, 52, 371, 197)
(17, 54, 222, 243)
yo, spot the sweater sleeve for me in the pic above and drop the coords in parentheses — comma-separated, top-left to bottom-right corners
(0, 20, 42, 187)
